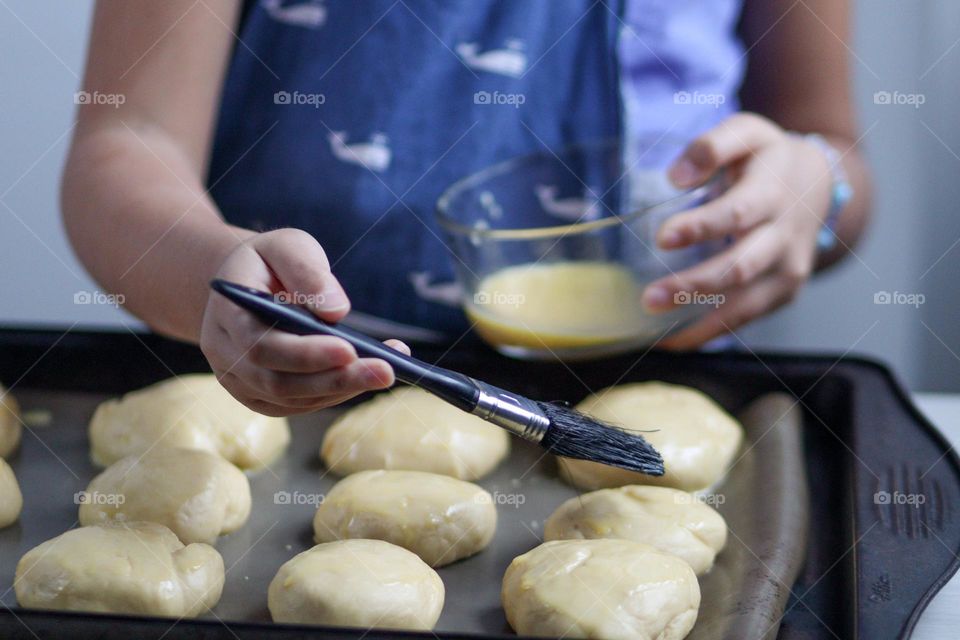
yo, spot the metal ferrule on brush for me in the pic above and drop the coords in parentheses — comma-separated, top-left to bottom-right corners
(470, 381, 550, 442)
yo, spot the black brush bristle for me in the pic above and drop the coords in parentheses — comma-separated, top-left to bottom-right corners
(537, 401, 664, 476)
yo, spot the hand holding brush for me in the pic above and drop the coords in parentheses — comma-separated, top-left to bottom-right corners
(211, 279, 664, 476)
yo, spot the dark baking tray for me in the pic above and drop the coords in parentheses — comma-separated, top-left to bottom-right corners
(0, 328, 957, 640)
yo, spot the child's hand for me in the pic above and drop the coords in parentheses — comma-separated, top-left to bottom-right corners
(643, 113, 833, 349)
(200, 229, 407, 415)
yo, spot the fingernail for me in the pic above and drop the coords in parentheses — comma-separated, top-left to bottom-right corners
(315, 285, 350, 312)
(659, 229, 683, 249)
(643, 286, 670, 311)
(669, 158, 702, 187)
(364, 364, 391, 387)
(387, 340, 411, 356)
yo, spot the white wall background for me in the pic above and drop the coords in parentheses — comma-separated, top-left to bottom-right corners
(0, 1, 957, 390)
(738, 1, 960, 391)
(0, 0, 137, 330)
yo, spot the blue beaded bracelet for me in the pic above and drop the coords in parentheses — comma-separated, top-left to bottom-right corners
(797, 133, 854, 253)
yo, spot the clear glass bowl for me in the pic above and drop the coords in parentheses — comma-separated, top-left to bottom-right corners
(436, 138, 727, 360)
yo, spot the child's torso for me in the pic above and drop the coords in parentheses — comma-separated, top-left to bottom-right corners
(209, 0, 744, 341)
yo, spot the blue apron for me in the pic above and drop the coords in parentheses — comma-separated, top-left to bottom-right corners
(209, 0, 744, 342)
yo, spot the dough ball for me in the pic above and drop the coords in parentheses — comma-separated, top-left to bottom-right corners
(543, 485, 727, 574)
(78, 446, 252, 544)
(0, 457, 22, 528)
(321, 387, 509, 480)
(561, 382, 743, 491)
(502, 539, 699, 640)
(313, 469, 497, 567)
(89, 374, 290, 470)
(0, 384, 22, 458)
(268, 539, 444, 630)
(15, 521, 224, 617)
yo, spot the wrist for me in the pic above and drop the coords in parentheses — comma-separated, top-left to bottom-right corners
(791, 132, 854, 255)
(203, 225, 258, 277)
(181, 223, 258, 341)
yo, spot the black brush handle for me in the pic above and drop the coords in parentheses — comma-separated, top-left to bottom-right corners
(210, 280, 479, 412)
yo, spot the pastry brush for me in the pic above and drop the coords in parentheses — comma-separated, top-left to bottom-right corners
(211, 279, 664, 476)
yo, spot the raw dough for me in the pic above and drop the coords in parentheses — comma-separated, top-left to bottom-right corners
(89, 374, 290, 470)
(313, 469, 497, 566)
(268, 539, 444, 629)
(561, 382, 743, 491)
(502, 539, 700, 640)
(321, 387, 509, 480)
(78, 446, 252, 544)
(543, 485, 727, 574)
(0, 384, 22, 457)
(15, 521, 224, 617)
(0, 457, 22, 528)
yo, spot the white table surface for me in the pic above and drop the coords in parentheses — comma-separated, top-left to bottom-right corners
(904, 393, 960, 640)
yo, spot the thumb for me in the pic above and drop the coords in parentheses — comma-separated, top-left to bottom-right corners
(253, 228, 351, 322)
(669, 113, 782, 188)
